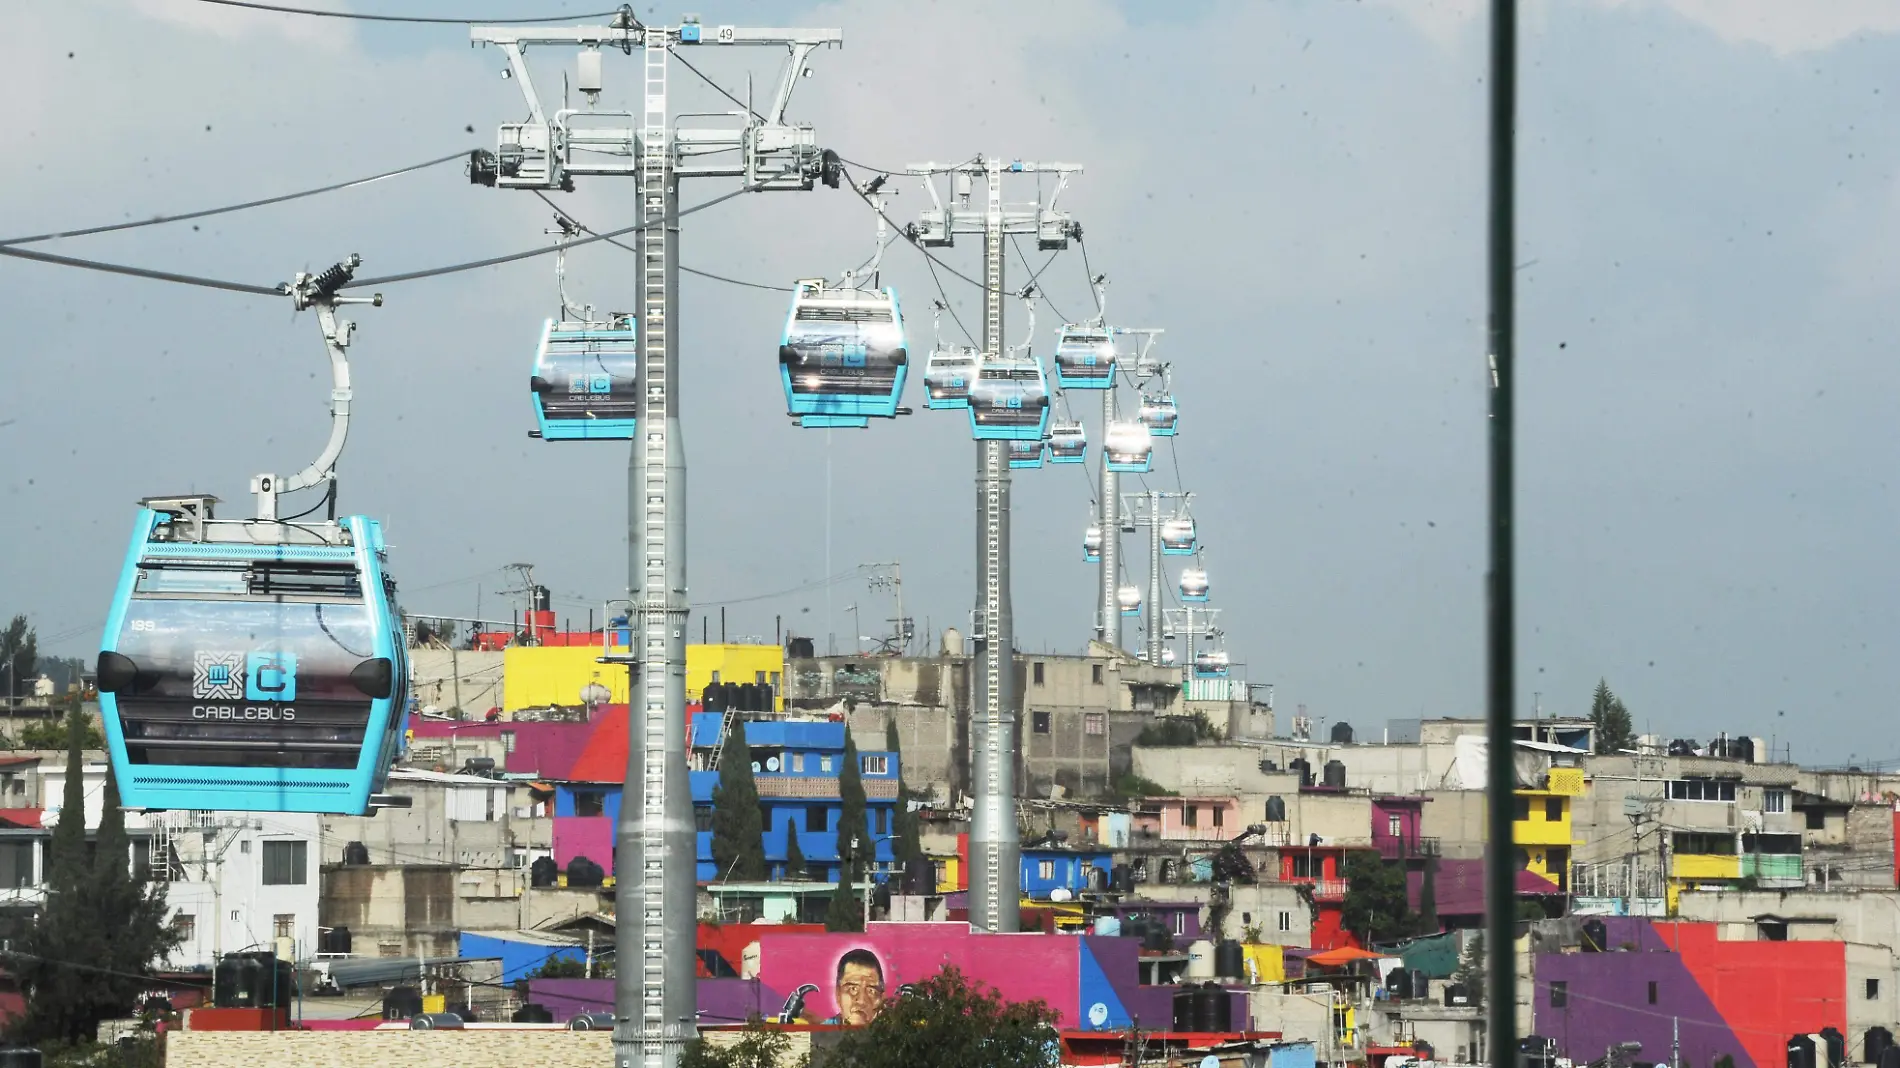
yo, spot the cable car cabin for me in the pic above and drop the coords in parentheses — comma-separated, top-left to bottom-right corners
(1007, 439, 1045, 469)
(1160, 517, 1198, 556)
(924, 347, 978, 410)
(1047, 421, 1087, 464)
(966, 354, 1050, 441)
(1179, 567, 1210, 603)
(530, 316, 639, 440)
(1161, 648, 1178, 667)
(1193, 650, 1231, 678)
(1139, 392, 1179, 437)
(1053, 326, 1116, 389)
(1102, 420, 1154, 474)
(1117, 585, 1143, 618)
(96, 496, 410, 815)
(1082, 525, 1102, 563)
(779, 281, 908, 428)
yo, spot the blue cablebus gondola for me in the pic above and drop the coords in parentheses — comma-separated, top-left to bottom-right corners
(1161, 517, 1198, 556)
(1052, 325, 1116, 389)
(1083, 524, 1102, 563)
(1139, 392, 1179, 437)
(1179, 567, 1209, 603)
(1117, 585, 1143, 618)
(967, 353, 1051, 441)
(1008, 439, 1045, 469)
(1047, 421, 1086, 464)
(1192, 649, 1231, 678)
(924, 347, 979, 410)
(96, 496, 410, 814)
(529, 316, 639, 440)
(780, 280, 908, 428)
(1103, 419, 1154, 474)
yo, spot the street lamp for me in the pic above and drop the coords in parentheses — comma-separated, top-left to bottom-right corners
(845, 832, 902, 927)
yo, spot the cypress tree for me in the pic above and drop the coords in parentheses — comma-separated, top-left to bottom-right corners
(886, 719, 924, 867)
(785, 827, 807, 880)
(709, 717, 767, 881)
(827, 733, 870, 932)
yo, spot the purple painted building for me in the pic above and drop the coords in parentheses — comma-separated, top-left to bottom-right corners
(1371, 796, 1434, 861)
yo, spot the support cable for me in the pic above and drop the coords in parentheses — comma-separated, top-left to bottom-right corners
(0, 150, 471, 246)
(188, 0, 631, 25)
(529, 189, 791, 292)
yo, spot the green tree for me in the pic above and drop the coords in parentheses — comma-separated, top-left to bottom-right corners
(21, 717, 102, 751)
(1454, 933, 1486, 1007)
(679, 1016, 799, 1068)
(0, 615, 36, 704)
(526, 955, 588, 980)
(9, 709, 179, 1044)
(1589, 679, 1635, 754)
(785, 826, 807, 880)
(825, 837, 864, 933)
(710, 718, 767, 882)
(826, 965, 1060, 1068)
(886, 719, 924, 867)
(1416, 857, 1439, 934)
(1340, 850, 1414, 944)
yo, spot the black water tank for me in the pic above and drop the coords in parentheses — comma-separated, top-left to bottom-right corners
(213, 954, 260, 1007)
(1879, 1043, 1900, 1068)
(1200, 983, 1231, 1032)
(704, 684, 727, 712)
(759, 683, 775, 711)
(1788, 1034, 1817, 1068)
(1215, 940, 1245, 980)
(531, 855, 560, 888)
(1265, 796, 1287, 822)
(1581, 918, 1607, 953)
(383, 985, 423, 1021)
(1821, 1028, 1846, 1068)
(568, 855, 605, 888)
(734, 683, 755, 712)
(788, 636, 815, 659)
(450, 1004, 479, 1023)
(342, 840, 370, 866)
(1289, 758, 1312, 788)
(1445, 983, 1471, 1007)
(1258, 759, 1279, 773)
(1387, 967, 1411, 996)
(1323, 760, 1347, 789)
(1112, 865, 1134, 893)
(1867, 1028, 1894, 1067)
(1172, 987, 1197, 1031)
(513, 1003, 555, 1024)
(0, 1050, 44, 1068)
(1145, 923, 1173, 953)
(1411, 970, 1430, 1000)
(1330, 721, 1355, 745)
(318, 925, 353, 954)
(1669, 738, 1699, 757)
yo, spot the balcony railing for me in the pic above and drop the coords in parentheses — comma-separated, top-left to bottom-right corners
(1310, 878, 1348, 901)
(1375, 836, 1441, 861)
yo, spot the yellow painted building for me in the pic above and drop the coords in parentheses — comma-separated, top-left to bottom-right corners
(1513, 767, 1584, 889)
(501, 643, 783, 713)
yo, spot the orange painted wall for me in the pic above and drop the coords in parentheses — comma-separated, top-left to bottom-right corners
(1658, 922, 1846, 1068)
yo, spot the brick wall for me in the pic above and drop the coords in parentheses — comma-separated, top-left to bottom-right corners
(166, 1026, 813, 1068)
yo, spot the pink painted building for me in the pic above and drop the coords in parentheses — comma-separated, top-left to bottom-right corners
(1134, 796, 1244, 843)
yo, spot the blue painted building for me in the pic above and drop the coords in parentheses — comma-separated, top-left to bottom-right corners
(459, 930, 588, 983)
(1021, 845, 1113, 900)
(554, 716, 899, 882)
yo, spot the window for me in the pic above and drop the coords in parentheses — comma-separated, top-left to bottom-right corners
(273, 914, 295, 940)
(1546, 798, 1564, 822)
(575, 792, 605, 818)
(1292, 854, 1322, 879)
(1550, 982, 1568, 1008)
(1033, 662, 1045, 686)
(1184, 805, 1198, 828)
(1647, 981, 1658, 1005)
(240, 840, 252, 853)
(806, 805, 828, 832)
(262, 841, 308, 886)
(1092, 664, 1104, 685)
(1388, 815, 1404, 837)
(1868, 979, 1881, 1000)
(1761, 788, 1786, 813)
(1668, 779, 1738, 802)
(1212, 806, 1225, 829)
(862, 755, 888, 776)
(820, 756, 833, 773)
(1277, 911, 1293, 932)
(172, 914, 196, 942)
(1085, 712, 1106, 736)
(1032, 711, 1050, 734)
(1671, 832, 1737, 856)
(1513, 796, 1531, 821)
(791, 753, 806, 773)
(756, 670, 768, 685)
(1037, 860, 1055, 879)
(1806, 809, 1827, 831)
(500, 730, 516, 754)
(933, 861, 947, 886)
(0, 841, 33, 889)
(693, 805, 714, 832)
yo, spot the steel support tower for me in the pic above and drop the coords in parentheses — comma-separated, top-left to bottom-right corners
(1122, 490, 1191, 665)
(1164, 605, 1220, 667)
(907, 157, 1080, 932)
(470, 19, 840, 1067)
(1095, 328, 1161, 653)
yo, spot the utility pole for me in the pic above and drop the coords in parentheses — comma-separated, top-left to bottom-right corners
(469, 17, 841, 1068)
(906, 157, 1081, 933)
(1121, 491, 1190, 665)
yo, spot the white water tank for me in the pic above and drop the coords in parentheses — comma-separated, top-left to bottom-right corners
(942, 628, 965, 656)
(1185, 939, 1216, 979)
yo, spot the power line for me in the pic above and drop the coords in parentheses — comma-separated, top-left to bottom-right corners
(188, 0, 632, 25)
(530, 190, 791, 293)
(668, 48, 760, 122)
(0, 242, 283, 296)
(0, 150, 470, 247)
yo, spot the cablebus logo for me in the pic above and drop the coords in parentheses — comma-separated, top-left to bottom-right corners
(191, 650, 298, 702)
(192, 652, 245, 701)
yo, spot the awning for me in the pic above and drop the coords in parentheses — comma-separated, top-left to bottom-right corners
(1305, 947, 1395, 968)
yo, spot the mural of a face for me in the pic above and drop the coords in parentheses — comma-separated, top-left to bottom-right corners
(833, 949, 886, 1027)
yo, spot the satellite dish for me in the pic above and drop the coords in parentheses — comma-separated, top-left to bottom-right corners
(1050, 887, 1073, 902)
(579, 682, 611, 707)
(766, 757, 781, 772)
(751, 762, 762, 773)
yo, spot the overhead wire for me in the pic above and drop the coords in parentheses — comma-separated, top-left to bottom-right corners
(0, 150, 472, 246)
(188, 0, 632, 25)
(529, 190, 792, 292)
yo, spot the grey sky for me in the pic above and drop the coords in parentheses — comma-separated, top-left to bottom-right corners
(2, 1, 1895, 763)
